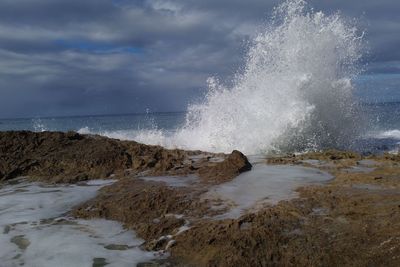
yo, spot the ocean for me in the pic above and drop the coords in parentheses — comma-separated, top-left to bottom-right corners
(1, 101, 400, 155)
(0, 111, 186, 136)
(1, 0, 399, 155)
(1, 1, 399, 266)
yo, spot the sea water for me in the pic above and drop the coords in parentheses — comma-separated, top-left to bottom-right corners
(0, 180, 159, 267)
(203, 163, 333, 219)
(1, 1, 399, 265)
(1, 102, 399, 154)
(1, 0, 399, 155)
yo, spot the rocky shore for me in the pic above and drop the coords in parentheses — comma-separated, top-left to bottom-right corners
(0, 131, 250, 184)
(1, 131, 400, 266)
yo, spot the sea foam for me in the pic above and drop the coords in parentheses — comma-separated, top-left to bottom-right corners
(76, 0, 364, 155)
(203, 163, 333, 219)
(0, 181, 159, 267)
(374, 129, 400, 140)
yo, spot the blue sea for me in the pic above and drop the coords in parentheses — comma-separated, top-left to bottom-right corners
(0, 111, 185, 134)
(1, 0, 399, 155)
(1, 102, 400, 154)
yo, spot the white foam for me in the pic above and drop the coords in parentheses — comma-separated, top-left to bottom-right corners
(372, 129, 400, 140)
(126, 0, 364, 154)
(77, 126, 91, 134)
(32, 118, 47, 132)
(204, 164, 333, 219)
(0, 181, 160, 266)
(0, 182, 102, 225)
(1, 219, 158, 267)
(77, 127, 170, 148)
(85, 179, 116, 186)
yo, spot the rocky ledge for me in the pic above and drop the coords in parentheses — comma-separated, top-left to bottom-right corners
(0, 131, 251, 184)
(1, 131, 400, 266)
(73, 150, 400, 267)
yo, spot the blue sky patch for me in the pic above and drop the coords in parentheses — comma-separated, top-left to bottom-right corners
(54, 39, 142, 54)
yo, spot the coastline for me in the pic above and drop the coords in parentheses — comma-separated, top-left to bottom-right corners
(1, 131, 400, 266)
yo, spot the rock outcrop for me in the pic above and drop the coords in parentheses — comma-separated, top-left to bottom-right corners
(0, 131, 252, 183)
(73, 151, 400, 267)
(199, 150, 252, 184)
(4, 131, 400, 266)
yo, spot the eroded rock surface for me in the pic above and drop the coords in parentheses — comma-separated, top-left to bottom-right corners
(199, 150, 252, 184)
(0, 131, 251, 183)
(2, 131, 400, 266)
(74, 151, 400, 267)
(73, 178, 211, 242)
(169, 182, 400, 266)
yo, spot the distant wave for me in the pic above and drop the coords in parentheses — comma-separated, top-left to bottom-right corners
(32, 118, 47, 132)
(77, 127, 172, 147)
(371, 129, 400, 140)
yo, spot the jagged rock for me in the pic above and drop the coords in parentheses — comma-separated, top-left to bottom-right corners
(72, 178, 210, 248)
(0, 131, 252, 184)
(199, 150, 252, 184)
(0, 131, 133, 182)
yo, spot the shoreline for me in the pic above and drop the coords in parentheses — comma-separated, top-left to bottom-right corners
(1, 131, 400, 266)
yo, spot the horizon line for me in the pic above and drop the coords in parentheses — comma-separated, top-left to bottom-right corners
(2, 100, 400, 121)
(0, 110, 186, 121)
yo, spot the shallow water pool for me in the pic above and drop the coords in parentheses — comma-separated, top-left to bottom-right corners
(0, 179, 159, 267)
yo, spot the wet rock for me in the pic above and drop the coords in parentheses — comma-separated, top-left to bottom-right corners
(92, 257, 108, 267)
(10, 235, 30, 250)
(383, 152, 400, 162)
(267, 150, 362, 165)
(137, 262, 161, 267)
(145, 236, 170, 251)
(72, 179, 202, 242)
(199, 150, 252, 184)
(0, 131, 133, 182)
(3, 225, 11, 234)
(72, 150, 400, 266)
(170, 184, 400, 266)
(104, 244, 130, 251)
(5, 130, 400, 266)
(0, 131, 251, 184)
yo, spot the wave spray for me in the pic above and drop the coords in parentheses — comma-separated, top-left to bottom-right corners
(159, 0, 363, 154)
(99, 0, 364, 154)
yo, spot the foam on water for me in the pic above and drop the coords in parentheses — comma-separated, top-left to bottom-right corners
(0, 181, 103, 225)
(373, 129, 400, 140)
(0, 180, 159, 266)
(203, 163, 333, 219)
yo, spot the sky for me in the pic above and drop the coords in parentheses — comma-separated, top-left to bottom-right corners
(0, 0, 399, 118)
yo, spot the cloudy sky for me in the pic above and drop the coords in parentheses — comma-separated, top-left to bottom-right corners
(0, 0, 399, 118)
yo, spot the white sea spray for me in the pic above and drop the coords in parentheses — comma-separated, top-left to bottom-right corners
(169, 0, 364, 154)
(80, 0, 365, 155)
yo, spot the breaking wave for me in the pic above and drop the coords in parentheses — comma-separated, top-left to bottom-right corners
(165, 0, 365, 154)
(89, 0, 366, 154)
(371, 129, 400, 140)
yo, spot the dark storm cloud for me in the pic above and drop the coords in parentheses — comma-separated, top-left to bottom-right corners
(0, 0, 399, 118)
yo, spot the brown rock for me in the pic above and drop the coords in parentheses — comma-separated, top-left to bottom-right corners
(0, 131, 252, 184)
(0, 131, 131, 181)
(71, 150, 400, 266)
(199, 150, 252, 184)
(72, 178, 208, 242)
(0, 131, 185, 182)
